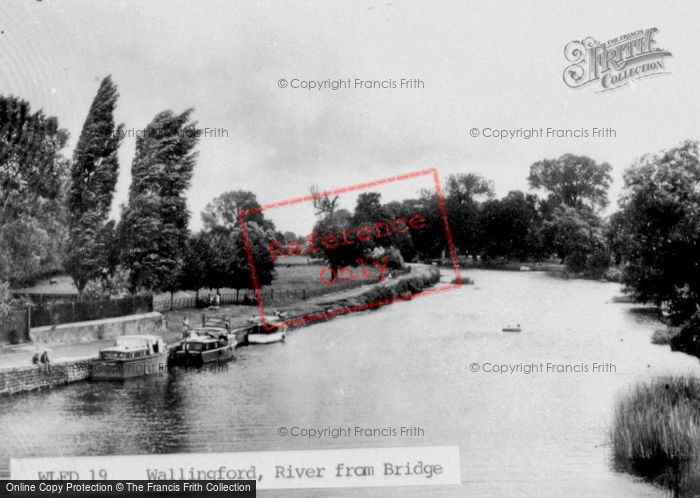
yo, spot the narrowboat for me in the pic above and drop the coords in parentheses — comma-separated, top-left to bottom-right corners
(91, 335, 167, 380)
(169, 328, 236, 367)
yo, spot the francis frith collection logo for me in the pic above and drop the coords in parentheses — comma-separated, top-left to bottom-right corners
(563, 28, 672, 92)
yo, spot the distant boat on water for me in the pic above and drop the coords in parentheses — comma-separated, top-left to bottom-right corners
(502, 324, 522, 333)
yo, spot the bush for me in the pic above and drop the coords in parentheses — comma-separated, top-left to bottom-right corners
(0, 280, 13, 320)
(82, 267, 131, 300)
(369, 246, 405, 270)
(604, 266, 623, 282)
(670, 313, 700, 357)
(652, 328, 680, 345)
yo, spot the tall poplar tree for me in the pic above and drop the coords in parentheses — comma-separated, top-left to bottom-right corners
(65, 76, 124, 296)
(120, 109, 198, 293)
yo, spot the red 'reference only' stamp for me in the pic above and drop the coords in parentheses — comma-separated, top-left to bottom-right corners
(239, 168, 461, 330)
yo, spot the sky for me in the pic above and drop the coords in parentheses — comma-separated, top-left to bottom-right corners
(0, 0, 696, 235)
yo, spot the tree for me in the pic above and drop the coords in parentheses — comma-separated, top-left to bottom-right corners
(310, 184, 339, 219)
(201, 227, 238, 292)
(478, 191, 543, 261)
(281, 231, 298, 245)
(0, 95, 70, 285)
(445, 173, 494, 256)
(199, 189, 278, 291)
(404, 194, 445, 259)
(120, 109, 198, 293)
(382, 200, 416, 261)
(312, 209, 364, 270)
(528, 154, 612, 211)
(202, 223, 276, 291)
(616, 140, 700, 323)
(352, 192, 391, 251)
(543, 205, 609, 275)
(236, 221, 277, 288)
(178, 231, 213, 299)
(201, 190, 274, 231)
(65, 76, 124, 296)
(446, 173, 494, 204)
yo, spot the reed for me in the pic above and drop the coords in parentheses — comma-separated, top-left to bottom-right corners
(611, 375, 700, 495)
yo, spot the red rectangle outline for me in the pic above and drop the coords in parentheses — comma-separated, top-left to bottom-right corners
(238, 168, 461, 330)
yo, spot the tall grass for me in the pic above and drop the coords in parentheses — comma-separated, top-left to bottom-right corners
(611, 375, 700, 495)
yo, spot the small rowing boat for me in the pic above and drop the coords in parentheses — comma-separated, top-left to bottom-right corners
(246, 315, 287, 345)
(502, 324, 522, 333)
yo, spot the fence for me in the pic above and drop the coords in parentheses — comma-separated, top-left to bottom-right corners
(152, 267, 412, 312)
(153, 290, 262, 312)
(28, 295, 153, 328)
(12, 292, 79, 303)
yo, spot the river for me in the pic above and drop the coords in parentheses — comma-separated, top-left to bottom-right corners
(1, 269, 699, 496)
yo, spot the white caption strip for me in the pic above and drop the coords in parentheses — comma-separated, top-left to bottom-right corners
(11, 446, 460, 490)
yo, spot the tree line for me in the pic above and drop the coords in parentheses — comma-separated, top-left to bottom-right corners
(2, 78, 700, 329)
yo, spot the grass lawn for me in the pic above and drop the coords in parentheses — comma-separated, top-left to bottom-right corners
(13, 275, 77, 295)
(13, 257, 383, 299)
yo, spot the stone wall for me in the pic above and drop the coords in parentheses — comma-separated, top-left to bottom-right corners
(29, 312, 165, 345)
(0, 358, 92, 396)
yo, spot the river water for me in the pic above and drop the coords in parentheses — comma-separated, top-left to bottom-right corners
(2, 269, 699, 496)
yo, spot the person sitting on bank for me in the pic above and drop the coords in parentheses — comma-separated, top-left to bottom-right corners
(40, 350, 52, 374)
(32, 351, 40, 366)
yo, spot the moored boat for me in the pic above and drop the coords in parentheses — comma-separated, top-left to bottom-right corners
(91, 335, 167, 380)
(169, 328, 236, 367)
(246, 315, 287, 344)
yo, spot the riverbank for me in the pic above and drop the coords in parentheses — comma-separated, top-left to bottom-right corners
(448, 259, 623, 283)
(456, 260, 566, 273)
(0, 264, 441, 396)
